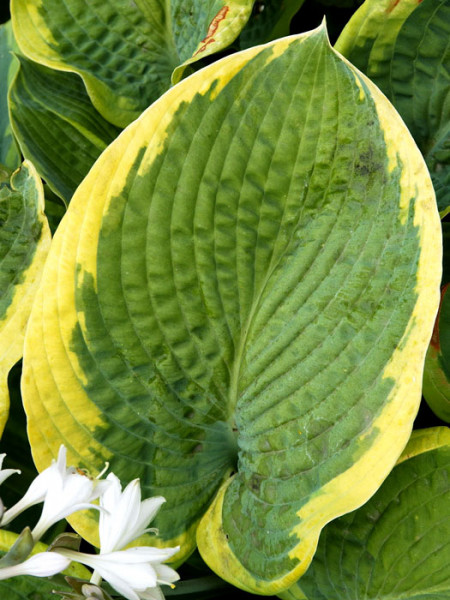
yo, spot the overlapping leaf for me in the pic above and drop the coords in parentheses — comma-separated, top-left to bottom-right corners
(9, 55, 121, 205)
(336, 0, 450, 216)
(11, 0, 254, 128)
(279, 427, 450, 600)
(22, 25, 441, 595)
(423, 286, 450, 422)
(239, 1, 306, 49)
(43, 185, 68, 234)
(0, 161, 50, 437)
(0, 21, 19, 170)
(422, 222, 450, 422)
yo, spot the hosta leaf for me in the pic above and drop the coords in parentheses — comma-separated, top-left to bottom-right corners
(0, 21, 20, 170)
(0, 576, 64, 600)
(0, 161, 50, 437)
(9, 55, 121, 205)
(11, 0, 254, 128)
(423, 285, 450, 422)
(43, 185, 67, 234)
(21, 26, 441, 594)
(279, 427, 450, 600)
(336, 0, 450, 217)
(171, 1, 255, 83)
(422, 222, 450, 422)
(239, 1, 306, 49)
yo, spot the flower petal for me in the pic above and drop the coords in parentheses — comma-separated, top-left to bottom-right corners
(118, 496, 166, 551)
(0, 468, 20, 487)
(58, 550, 156, 600)
(138, 587, 165, 600)
(153, 563, 180, 585)
(57, 546, 179, 600)
(0, 551, 70, 579)
(109, 547, 180, 563)
(101, 473, 122, 513)
(96, 569, 140, 600)
(1, 466, 55, 526)
(0, 454, 21, 487)
(100, 478, 141, 552)
(56, 445, 67, 474)
(32, 501, 102, 541)
(98, 473, 165, 553)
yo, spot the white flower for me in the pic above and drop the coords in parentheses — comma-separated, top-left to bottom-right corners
(99, 473, 165, 553)
(57, 547, 180, 600)
(1, 450, 62, 527)
(0, 454, 20, 487)
(1, 446, 109, 539)
(137, 585, 164, 600)
(0, 551, 70, 580)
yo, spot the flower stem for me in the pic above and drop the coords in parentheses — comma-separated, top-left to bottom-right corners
(90, 569, 102, 586)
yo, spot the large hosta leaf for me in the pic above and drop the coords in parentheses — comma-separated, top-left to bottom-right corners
(280, 427, 450, 600)
(11, 0, 254, 128)
(9, 55, 121, 205)
(0, 21, 20, 170)
(0, 161, 50, 437)
(336, 0, 450, 217)
(21, 26, 441, 594)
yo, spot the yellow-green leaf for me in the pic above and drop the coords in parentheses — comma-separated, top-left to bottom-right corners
(336, 0, 450, 217)
(0, 21, 20, 170)
(9, 55, 121, 205)
(280, 427, 450, 600)
(11, 0, 254, 128)
(22, 26, 441, 594)
(0, 161, 51, 437)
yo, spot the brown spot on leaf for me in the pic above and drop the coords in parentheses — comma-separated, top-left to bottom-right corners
(386, 0, 401, 12)
(195, 38, 216, 55)
(194, 6, 229, 56)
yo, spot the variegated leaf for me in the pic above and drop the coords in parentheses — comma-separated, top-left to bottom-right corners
(11, 0, 254, 127)
(0, 161, 51, 436)
(280, 427, 450, 600)
(22, 26, 441, 594)
(336, 0, 450, 216)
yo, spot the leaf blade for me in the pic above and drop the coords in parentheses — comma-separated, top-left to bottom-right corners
(280, 427, 450, 600)
(22, 26, 441, 594)
(336, 0, 450, 216)
(0, 161, 51, 436)
(0, 21, 20, 170)
(11, 0, 254, 127)
(9, 55, 121, 204)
